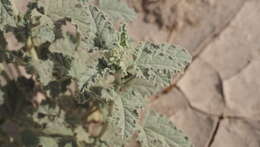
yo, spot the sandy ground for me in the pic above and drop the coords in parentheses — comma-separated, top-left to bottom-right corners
(127, 0, 260, 147)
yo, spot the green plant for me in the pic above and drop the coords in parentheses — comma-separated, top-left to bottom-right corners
(0, 0, 192, 146)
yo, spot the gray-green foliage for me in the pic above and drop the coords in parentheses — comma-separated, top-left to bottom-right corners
(99, 0, 136, 22)
(0, 0, 192, 146)
(138, 110, 191, 147)
(0, 0, 17, 29)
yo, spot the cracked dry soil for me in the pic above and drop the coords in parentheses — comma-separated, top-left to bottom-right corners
(127, 0, 260, 147)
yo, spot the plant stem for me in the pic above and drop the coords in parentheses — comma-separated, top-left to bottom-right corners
(27, 37, 38, 60)
(29, 47, 39, 60)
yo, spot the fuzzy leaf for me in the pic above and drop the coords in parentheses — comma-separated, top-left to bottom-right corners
(30, 9, 55, 46)
(138, 110, 192, 147)
(41, 0, 97, 48)
(122, 78, 157, 98)
(89, 5, 117, 49)
(133, 42, 192, 96)
(49, 35, 102, 89)
(0, 0, 17, 29)
(79, 69, 116, 104)
(41, 0, 118, 49)
(99, 0, 136, 22)
(69, 51, 102, 89)
(101, 89, 146, 146)
(30, 59, 54, 86)
(49, 35, 78, 56)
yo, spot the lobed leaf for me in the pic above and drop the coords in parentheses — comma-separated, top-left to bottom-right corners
(101, 89, 146, 146)
(132, 42, 192, 97)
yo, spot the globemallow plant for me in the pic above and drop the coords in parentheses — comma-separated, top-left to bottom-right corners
(0, 0, 192, 146)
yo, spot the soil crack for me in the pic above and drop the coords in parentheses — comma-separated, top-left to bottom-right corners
(207, 115, 223, 147)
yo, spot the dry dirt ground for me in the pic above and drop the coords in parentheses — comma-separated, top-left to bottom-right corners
(126, 0, 260, 147)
